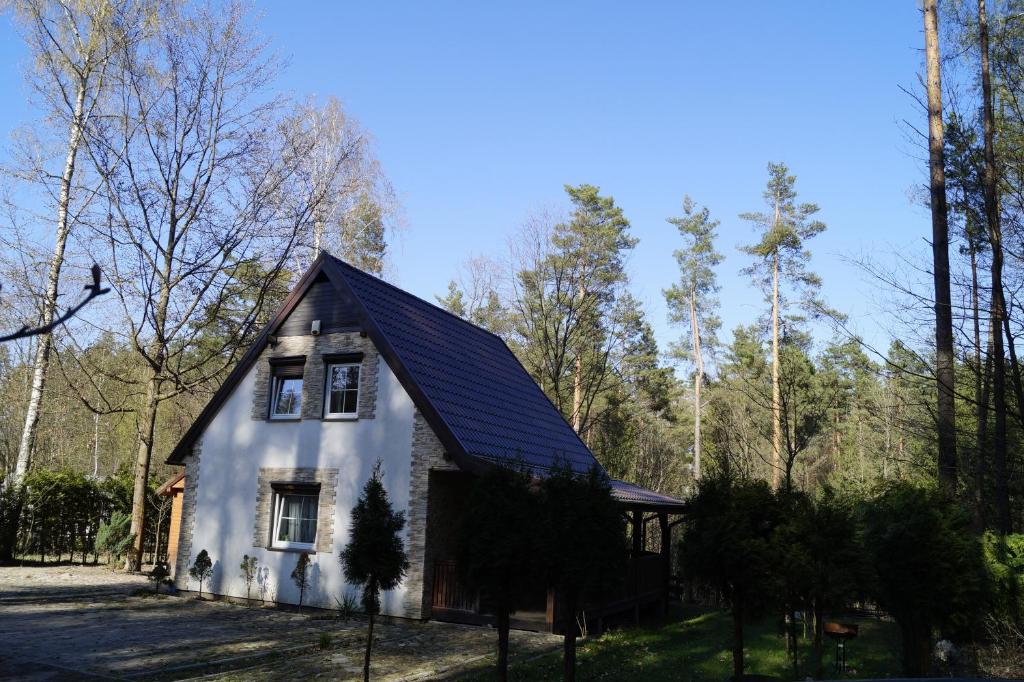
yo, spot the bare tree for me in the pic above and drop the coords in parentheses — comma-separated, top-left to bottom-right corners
(81, 1, 345, 570)
(292, 96, 395, 274)
(0, 0, 144, 560)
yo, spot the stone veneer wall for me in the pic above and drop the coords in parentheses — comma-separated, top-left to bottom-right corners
(402, 410, 459, 619)
(252, 467, 339, 554)
(250, 332, 379, 421)
(173, 441, 202, 585)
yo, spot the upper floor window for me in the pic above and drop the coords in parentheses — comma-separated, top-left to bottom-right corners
(270, 361, 304, 419)
(324, 362, 360, 418)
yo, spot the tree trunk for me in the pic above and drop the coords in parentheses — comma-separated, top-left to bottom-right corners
(364, 611, 375, 682)
(788, 607, 799, 678)
(770, 251, 782, 490)
(732, 601, 745, 681)
(563, 593, 579, 682)
(978, 0, 1011, 533)
(813, 600, 825, 680)
(901, 620, 932, 677)
(497, 607, 510, 682)
(126, 372, 161, 571)
(6, 71, 89, 511)
(924, 0, 958, 495)
(689, 288, 704, 480)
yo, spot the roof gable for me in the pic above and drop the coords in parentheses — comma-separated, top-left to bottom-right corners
(168, 255, 600, 476)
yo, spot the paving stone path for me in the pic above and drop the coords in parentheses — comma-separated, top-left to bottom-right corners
(0, 565, 560, 681)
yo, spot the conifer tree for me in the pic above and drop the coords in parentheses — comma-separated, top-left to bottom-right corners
(664, 197, 722, 480)
(539, 465, 626, 682)
(340, 462, 408, 682)
(457, 465, 538, 682)
(740, 163, 828, 489)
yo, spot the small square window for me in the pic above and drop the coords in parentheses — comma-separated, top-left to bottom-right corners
(270, 363, 304, 419)
(324, 363, 360, 418)
(272, 487, 319, 550)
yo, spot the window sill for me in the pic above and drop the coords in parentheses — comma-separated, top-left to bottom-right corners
(268, 416, 301, 422)
(267, 545, 317, 554)
(322, 414, 359, 422)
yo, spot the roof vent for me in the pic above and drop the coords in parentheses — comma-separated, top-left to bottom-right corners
(310, 319, 321, 336)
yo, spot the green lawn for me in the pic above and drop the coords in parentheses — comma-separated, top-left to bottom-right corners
(461, 606, 902, 681)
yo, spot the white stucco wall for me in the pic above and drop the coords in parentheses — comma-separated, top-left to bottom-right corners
(183, 354, 417, 616)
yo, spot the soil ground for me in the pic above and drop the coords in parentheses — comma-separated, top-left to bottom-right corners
(0, 565, 559, 681)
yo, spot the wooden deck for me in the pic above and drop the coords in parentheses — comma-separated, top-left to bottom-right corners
(430, 553, 667, 633)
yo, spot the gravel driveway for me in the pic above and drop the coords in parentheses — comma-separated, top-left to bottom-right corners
(0, 565, 559, 681)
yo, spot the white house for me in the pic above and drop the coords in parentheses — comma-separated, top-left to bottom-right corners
(162, 254, 685, 628)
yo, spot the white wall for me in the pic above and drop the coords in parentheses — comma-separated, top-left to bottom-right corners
(184, 355, 417, 616)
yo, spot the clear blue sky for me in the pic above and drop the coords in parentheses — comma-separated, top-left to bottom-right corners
(0, 1, 931, 361)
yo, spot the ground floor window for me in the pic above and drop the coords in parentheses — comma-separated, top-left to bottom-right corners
(271, 484, 319, 550)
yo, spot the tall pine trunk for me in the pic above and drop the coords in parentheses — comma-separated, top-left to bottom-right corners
(978, 0, 1011, 532)
(689, 289, 704, 480)
(770, 250, 782, 490)
(924, 0, 958, 495)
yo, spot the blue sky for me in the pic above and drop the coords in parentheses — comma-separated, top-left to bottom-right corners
(0, 2, 931, 362)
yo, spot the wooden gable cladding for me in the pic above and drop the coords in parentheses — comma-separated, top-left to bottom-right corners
(276, 274, 361, 337)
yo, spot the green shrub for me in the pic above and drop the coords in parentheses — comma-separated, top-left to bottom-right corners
(983, 532, 1024, 624)
(95, 511, 134, 566)
(861, 482, 988, 677)
(240, 554, 259, 605)
(149, 560, 169, 593)
(680, 473, 781, 681)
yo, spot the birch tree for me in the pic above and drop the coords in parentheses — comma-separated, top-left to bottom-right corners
(664, 197, 722, 480)
(740, 162, 827, 489)
(292, 96, 394, 274)
(82, 0, 345, 569)
(0, 0, 146, 560)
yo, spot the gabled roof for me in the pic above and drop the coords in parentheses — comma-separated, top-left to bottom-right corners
(167, 254, 597, 474)
(610, 479, 687, 512)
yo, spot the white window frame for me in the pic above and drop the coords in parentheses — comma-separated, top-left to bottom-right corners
(271, 490, 318, 551)
(269, 370, 303, 420)
(323, 362, 361, 419)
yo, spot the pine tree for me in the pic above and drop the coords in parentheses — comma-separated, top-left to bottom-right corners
(340, 462, 408, 682)
(664, 197, 722, 480)
(740, 162, 828, 489)
(922, 0, 959, 496)
(539, 465, 627, 682)
(512, 184, 637, 438)
(457, 465, 539, 681)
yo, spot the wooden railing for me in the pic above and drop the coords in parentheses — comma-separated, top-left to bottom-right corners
(431, 560, 478, 613)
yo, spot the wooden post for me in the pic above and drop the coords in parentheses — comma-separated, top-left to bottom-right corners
(659, 512, 670, 614)
(631, 510, 643, 555)
(546, 586, 557, 634)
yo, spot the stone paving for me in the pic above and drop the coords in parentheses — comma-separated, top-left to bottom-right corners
(0, 565, 560, 681)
